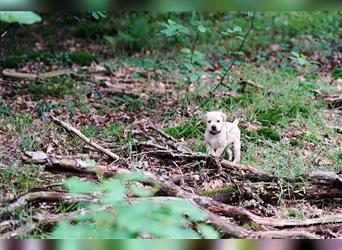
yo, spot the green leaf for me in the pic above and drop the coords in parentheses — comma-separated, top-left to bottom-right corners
(116, 172, 145, 182)
(233, 26, 242, 32)
(64, 177, 97, 194)
(90, 11, 99, 20)
(183, 62, 194, 71)
(101, 179, 126, 205)
(130, 183, 156, 197)
(0, 11, 42, 25)
(197, 224, 220, 239)
(198, 25, 206, 33)
(290, 51, 300, 58)
(167, 19, 176, 25)
(181, 48, 191, 54)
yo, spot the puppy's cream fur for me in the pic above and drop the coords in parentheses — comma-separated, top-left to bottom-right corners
(204, 111, 241, 162)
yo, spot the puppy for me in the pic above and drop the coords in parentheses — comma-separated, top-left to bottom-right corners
(204, 111, 241, 162)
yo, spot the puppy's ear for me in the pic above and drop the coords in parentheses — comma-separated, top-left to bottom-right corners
(203, 113, 208, 123)
(220, 112, 227, 121)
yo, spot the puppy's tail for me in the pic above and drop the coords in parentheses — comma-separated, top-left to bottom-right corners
(232, 119, 239, 127)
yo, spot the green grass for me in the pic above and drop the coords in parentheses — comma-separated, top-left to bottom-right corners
(103, 122, 124, 140)
(27, 76, 77, 99)
(0, 164, 43, 194)
(10, 114, 33, 135)
(20, 135, 44, 152)
(164, 119, 204, 140)
(80, 125, 99, 138)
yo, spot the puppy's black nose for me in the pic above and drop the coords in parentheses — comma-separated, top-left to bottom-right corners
(211, 125, 216, 130)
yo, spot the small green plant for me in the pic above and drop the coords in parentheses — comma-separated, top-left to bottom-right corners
(51, 173, 219, 239)
(289, 51, 318, 67)
(0, 104, 11, 116)
(71, 51, 95, 66)
(104, 123, 124, 140)
(283, 208, 306, 219)
(115, 94, 144, 112)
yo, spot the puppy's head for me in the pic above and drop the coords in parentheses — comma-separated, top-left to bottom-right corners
(204, 111, 227, 135)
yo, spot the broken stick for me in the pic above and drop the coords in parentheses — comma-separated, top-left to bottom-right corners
(51, 116, 120, 160)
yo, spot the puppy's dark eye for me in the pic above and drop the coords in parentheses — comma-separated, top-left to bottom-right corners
(217, 120, 220, 123)
(208, 120, 211, 123)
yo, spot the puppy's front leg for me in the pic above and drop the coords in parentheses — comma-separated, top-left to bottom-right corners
(233, 139, 241, 163)
(207, 144, 215, 156)
(214, 147, 225, 158)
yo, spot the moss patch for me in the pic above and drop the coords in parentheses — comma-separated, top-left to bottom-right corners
(201, 185, 238, 197)
(71, 51, 95, 66)
(256, 127, 281, 141)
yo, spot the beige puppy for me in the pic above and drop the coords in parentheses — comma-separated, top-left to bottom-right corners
(204, 111, 241, 162)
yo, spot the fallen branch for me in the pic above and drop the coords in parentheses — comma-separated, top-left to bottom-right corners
(51, 116, 120, 160)
(323, 95, 342, 107)
(0, 220, 19, 234)
(23, 151, 129, 179)
(1, 191, 97, 216)
(1, 210, 83, 239)
(309, 171, 342, 187)
(239, 79, 264, 91)
(139, 170, 342, 229)
(2, 68, 72, 80)
(254, 230, 320, 239)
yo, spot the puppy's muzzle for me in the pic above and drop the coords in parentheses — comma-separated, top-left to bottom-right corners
(209, 125, 220, 135)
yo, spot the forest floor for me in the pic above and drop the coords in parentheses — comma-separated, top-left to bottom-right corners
(0, 13, 341, 239)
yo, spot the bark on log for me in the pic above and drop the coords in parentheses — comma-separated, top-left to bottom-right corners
(1, 191, 97, 216)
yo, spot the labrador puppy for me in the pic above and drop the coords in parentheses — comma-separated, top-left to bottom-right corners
(204, 111, 241, 162)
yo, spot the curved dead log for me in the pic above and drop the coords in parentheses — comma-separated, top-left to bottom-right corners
(139, 170, 342, 229)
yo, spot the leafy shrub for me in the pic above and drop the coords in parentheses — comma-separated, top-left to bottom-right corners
(51, 173, 218, 239)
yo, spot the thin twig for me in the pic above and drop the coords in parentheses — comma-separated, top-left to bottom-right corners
(210, 12, 256, 95)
